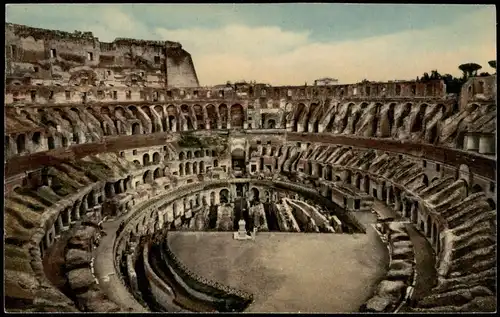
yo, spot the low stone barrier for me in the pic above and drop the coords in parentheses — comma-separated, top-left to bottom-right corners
(64, 222, 122, 312)
(360, 222, 416, 313)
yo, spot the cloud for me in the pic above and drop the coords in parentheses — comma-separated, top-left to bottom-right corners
(6, 4, 496, 86)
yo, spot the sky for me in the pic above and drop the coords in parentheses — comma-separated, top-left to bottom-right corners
(5, 4, 497, 86)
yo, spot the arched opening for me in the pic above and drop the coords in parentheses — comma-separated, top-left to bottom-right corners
(206, 104, 217, 128)
(363, 175, 370, 193)
(428, 124, 438, 144)
(16, 134, 26, 153)
(293, 103, 306, 132)
(153, 168, 161, 179)
(219, 104, 228, 129)
(179, 152, 185, 160)
(32, 132, 41, 145)
(251, 188, 260, 203)
(220, 189, 229, 204)
(185, 162, 191, 175)
(355, 174, 361, 189)
(193, 161, 198, 174)
(143, 170, 152, 184)
(200, 161, 205, 173)
(179, 163, 184, 176)
(267, 119, 276, 129)
(48, 136, 56, 149)
(143, 153, 150, 166)
(214, 159, 219, 168)
(486, 198, 496, 210)
(411, 104, 427, 133)
(187, 151, 192, 160)
(153, 152, 161, 164)
(132, 122, 141, 135)
(471, 184, 484, 194)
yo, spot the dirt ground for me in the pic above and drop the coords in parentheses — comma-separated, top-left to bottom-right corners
(168, 216, 388, 313)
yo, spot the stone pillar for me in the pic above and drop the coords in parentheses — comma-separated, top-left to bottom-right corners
(401, 199, 407, 218)
(119, 180, 125, 194)
(386, 187, 391, 206)
(45, 231, 52, 249)
(67, 208, 72, 225)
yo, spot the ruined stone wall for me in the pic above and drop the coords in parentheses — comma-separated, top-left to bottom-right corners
(5, 23, 199, 88)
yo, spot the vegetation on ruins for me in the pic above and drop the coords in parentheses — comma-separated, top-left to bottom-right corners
(418, 60, 494, 94)
(488, 60, 496, 71)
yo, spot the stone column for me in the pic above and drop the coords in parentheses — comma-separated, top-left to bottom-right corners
(386, 187, 391, 206)
(401, 199, 407, 218)
(119, 180, 125, 194)
(67, 208, 72, 225)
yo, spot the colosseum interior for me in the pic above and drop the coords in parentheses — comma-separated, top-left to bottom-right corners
(4, 22, 497, 313)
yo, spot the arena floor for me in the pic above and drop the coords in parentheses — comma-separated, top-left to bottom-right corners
(168, 213, 389, 313)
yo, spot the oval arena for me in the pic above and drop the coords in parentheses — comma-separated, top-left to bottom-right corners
(4, 22, 497, 313)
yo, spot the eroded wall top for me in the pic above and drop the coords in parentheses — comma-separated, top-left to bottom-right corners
(5, 23, 200, 88)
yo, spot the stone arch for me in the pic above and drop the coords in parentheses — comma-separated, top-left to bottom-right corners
(153, 168, 161, 179)
(206, 104, 217, 128)
(32, 131, 42, 145)
(179, 163, 184, 176)
(187, 151, 192, 159)
(153, 152, 161, 164)
(293, 103, 307, 131)
(167, 105, 177, 131)
(143, 170, 153, 183)
(179, 152, 185, 160)
(185, 162, 191, 175)
(132, 122, 141, 135)
(193, 104, 204, 129)
(193, 161, 198, 174)
(396, 103, 412, 130)
(220, 189, 229, 204)
(143, 153, 150, 166)
(16, 134, 26, 153)
(411, 103, 428, 133)
(199, 161, 205, 174)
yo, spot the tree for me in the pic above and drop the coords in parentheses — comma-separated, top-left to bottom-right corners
(458, 63, 482, 79)
(488, 60, 496, 70)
